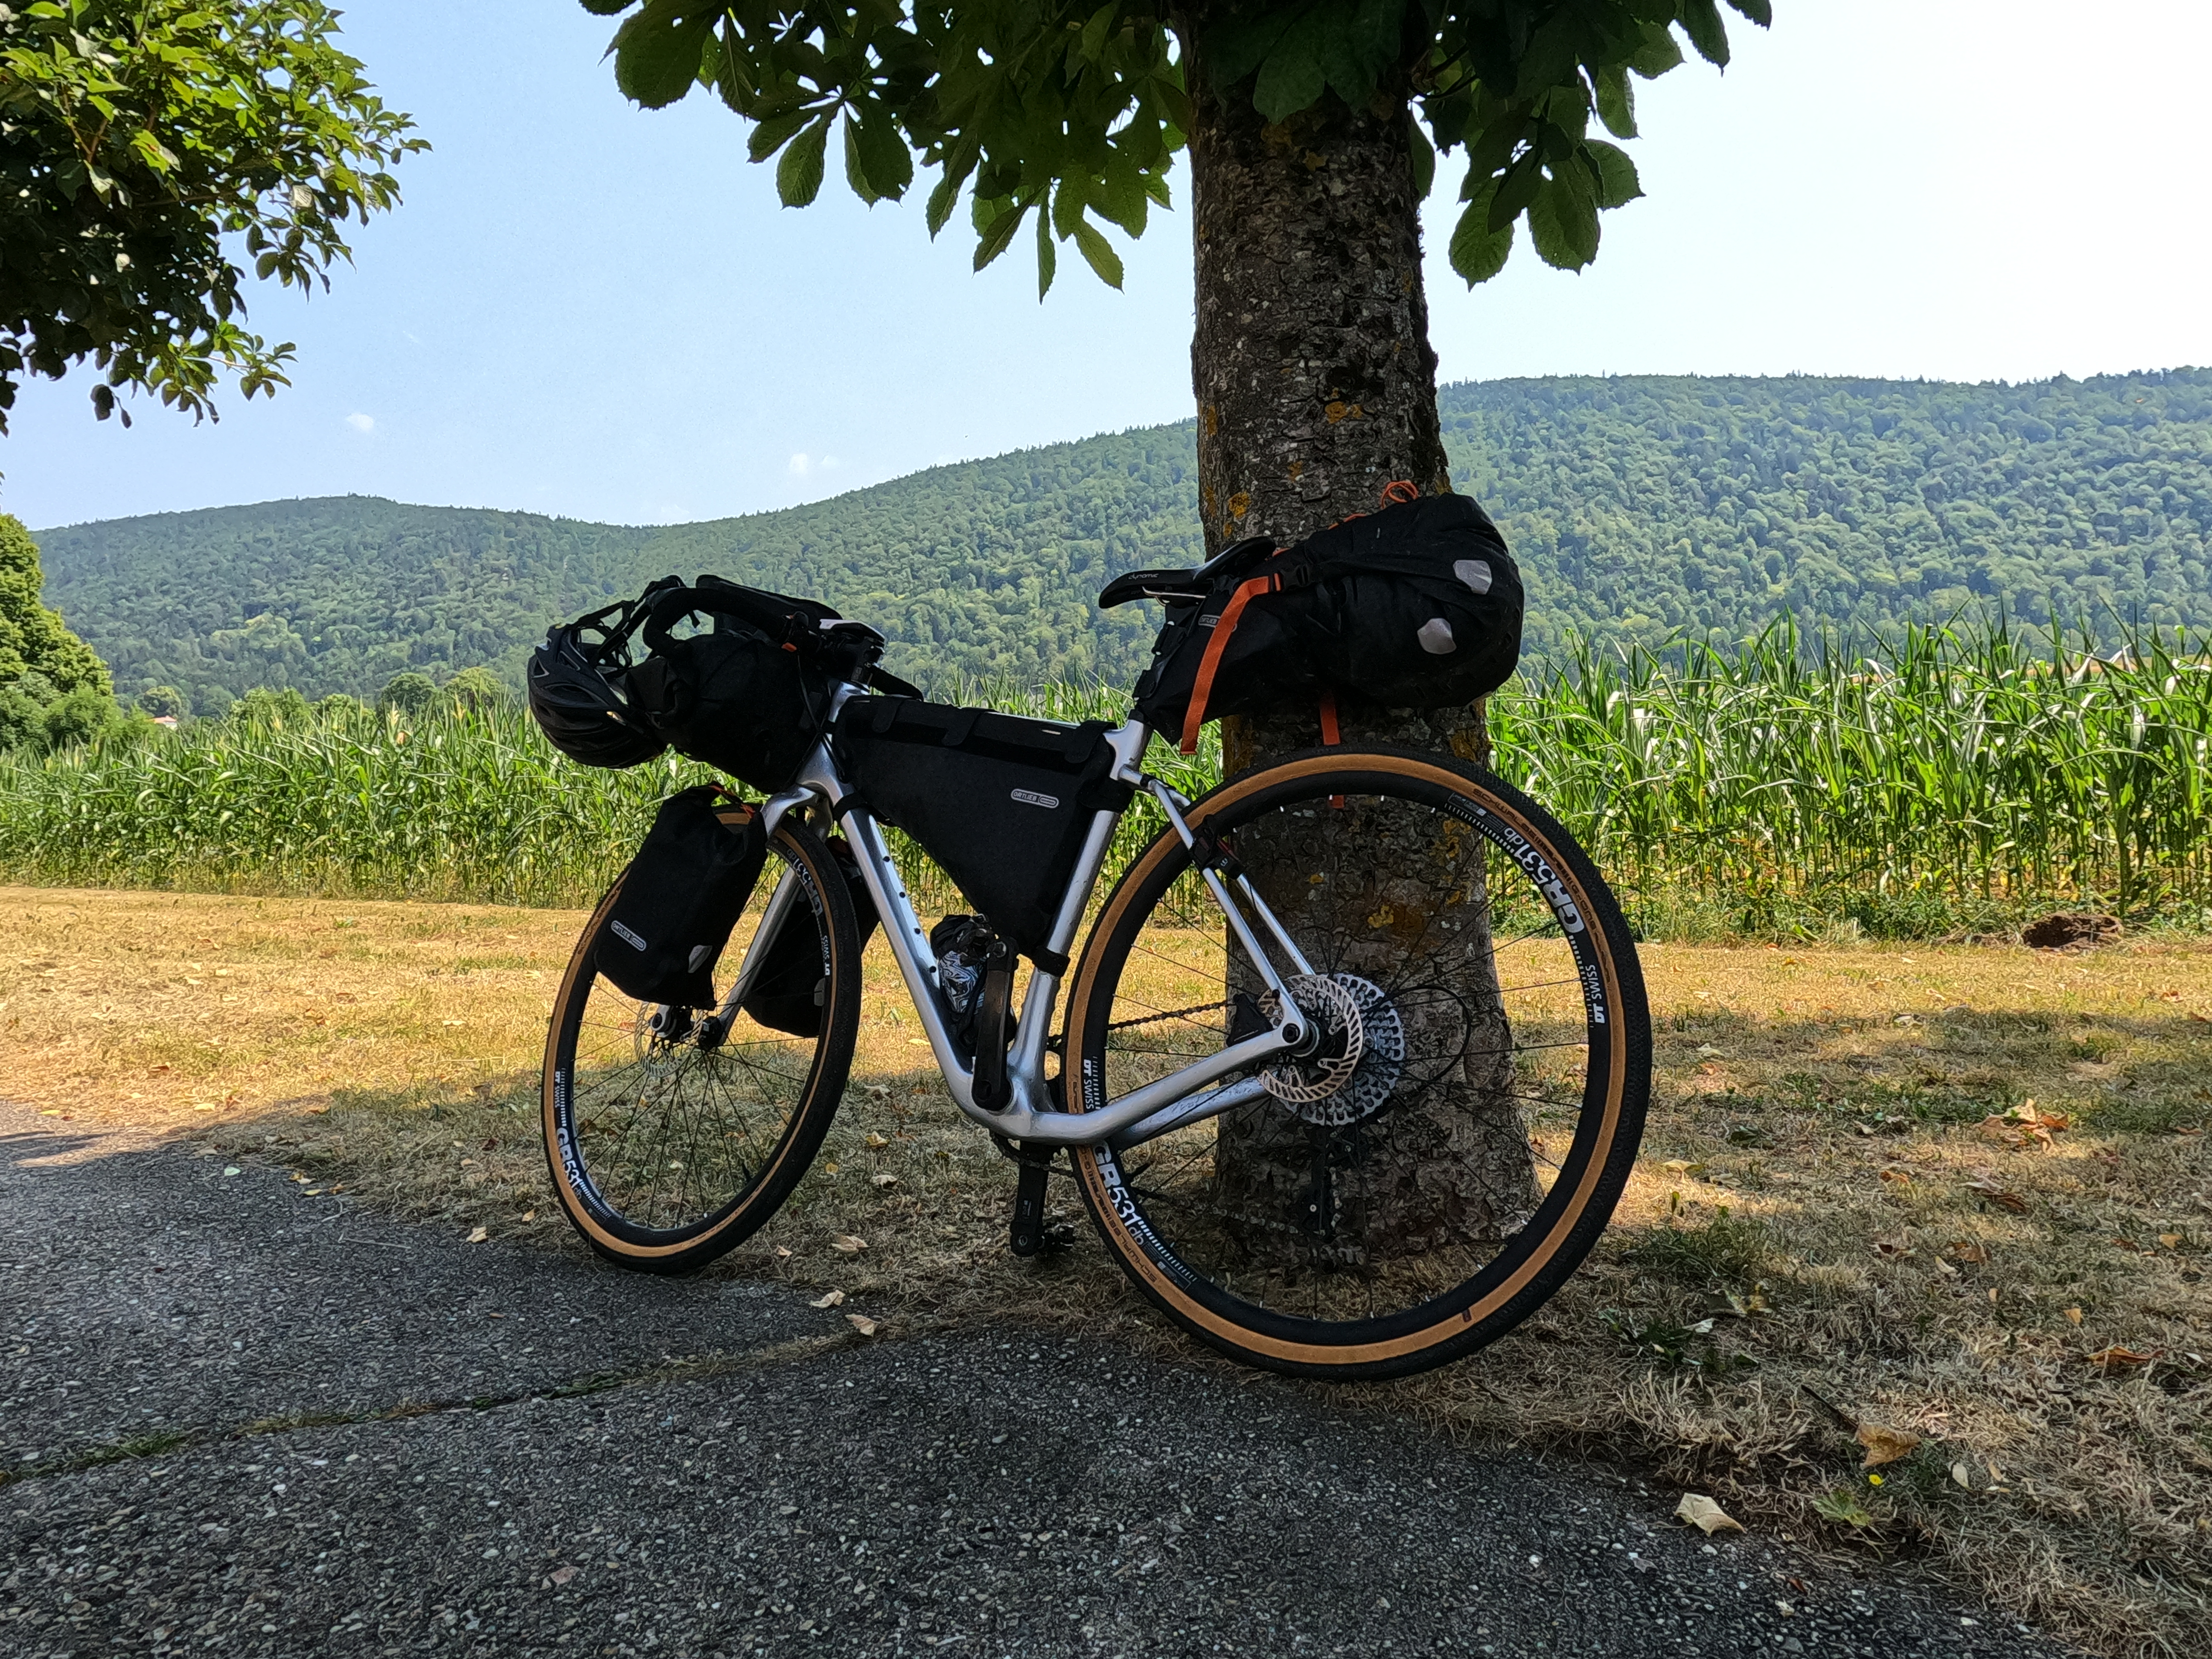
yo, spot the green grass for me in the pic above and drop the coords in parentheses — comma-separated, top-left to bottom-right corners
(3, 618, 2209, 934)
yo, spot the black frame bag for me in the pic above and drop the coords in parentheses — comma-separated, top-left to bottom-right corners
(1127, 492, 1524, 751)
(597, 787, 767, 1007)
(832, 699, 1135, 961)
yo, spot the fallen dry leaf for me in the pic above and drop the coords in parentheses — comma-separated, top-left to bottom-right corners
(1964, 1177, 2029, 1214)
(845, 1313, 878, 1337)
(1948, 1240, 1991, 1264)
(1872, 1236, 1916, 1259)
(831, 1234, 868, 1254)
(809, 1289, 846, 1309)
(2064, 1306, 2084, 1325)
(1674, 1493, 1742, 1535)
(1856, 1420, 1923, 1467)
(1950, 1462, 1971, 1489)
(864, 1132, 889, 1149)
(465, 1225, 488, 1244)
(872, 1173, 899, 1189)
(1878, 1167, 1913, 1186)
(2158, 1233, 2182, 1249)
(774, 1246, 793, 1259)
(2086, 1345, 2157, 1371)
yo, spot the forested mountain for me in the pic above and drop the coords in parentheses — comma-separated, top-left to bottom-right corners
(33, 370, 2211, 710)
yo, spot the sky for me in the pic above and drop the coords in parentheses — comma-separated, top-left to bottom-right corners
(5, 0, 2209, 532)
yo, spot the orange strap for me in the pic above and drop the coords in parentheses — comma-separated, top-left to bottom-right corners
(1316, 689, 1340, 745)
(1180, 572, 1279, 754)
(1380, 479, 1420, 506)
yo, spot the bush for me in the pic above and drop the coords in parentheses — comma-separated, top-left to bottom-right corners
(137, 684, 188, 719)
(378, 672, 438, 716)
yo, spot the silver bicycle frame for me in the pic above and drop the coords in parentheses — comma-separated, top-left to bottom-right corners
(718, 681, 1313, 1150)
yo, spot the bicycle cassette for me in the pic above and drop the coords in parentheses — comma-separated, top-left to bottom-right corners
(1259, 973, 1405, 1127)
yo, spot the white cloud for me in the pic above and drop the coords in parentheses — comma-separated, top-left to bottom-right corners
(787, 452, 810, 477)
(345, 412, 376, 436)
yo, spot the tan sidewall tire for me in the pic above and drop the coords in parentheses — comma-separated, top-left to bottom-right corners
(540, 823, 859, 1273)
(1066, 748, 1647, 1377)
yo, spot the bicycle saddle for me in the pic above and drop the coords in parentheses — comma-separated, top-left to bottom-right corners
(1096, 535, 1277, 608)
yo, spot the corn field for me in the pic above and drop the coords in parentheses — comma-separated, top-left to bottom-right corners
(2, 622, 2207, 937)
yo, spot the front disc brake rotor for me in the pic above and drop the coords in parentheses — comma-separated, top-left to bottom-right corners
(1260, 972, 1405, 1127)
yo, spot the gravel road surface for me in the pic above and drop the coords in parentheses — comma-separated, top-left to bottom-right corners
(2, 1106, 2064, 1657)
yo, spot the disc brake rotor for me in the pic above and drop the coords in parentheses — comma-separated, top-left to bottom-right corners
(1260, 972, 1405, 1127)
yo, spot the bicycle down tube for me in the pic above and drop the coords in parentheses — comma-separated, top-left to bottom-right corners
(751, 691, 1310, 1148)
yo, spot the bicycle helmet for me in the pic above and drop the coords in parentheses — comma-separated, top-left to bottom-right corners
(527, 620, 668, 768)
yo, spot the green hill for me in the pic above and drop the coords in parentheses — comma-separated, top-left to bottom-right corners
(34, 369, 2212, 710)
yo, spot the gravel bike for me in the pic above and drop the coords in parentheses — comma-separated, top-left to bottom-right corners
(541, 582, 1650, 1380)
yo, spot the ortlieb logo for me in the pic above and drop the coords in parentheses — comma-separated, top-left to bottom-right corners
(609, 919, 647, 952)
(1010, 788, 1059, 809)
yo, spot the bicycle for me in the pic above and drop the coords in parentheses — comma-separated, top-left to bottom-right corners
(540, 576, 1650, 1380)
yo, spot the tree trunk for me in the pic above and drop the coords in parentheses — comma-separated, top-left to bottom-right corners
(1179, 32, 1536, 1261)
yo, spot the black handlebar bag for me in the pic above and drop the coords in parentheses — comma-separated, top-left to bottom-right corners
(624, 577, 845, 794)
(1131, 492, 1524, 751)
(832, 699, 1135, 961)
(598, 786, 769, 1007)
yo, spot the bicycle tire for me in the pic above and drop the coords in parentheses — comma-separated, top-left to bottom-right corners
(1066, 746, 1649, 1378)
(541, 817, 862, 1274)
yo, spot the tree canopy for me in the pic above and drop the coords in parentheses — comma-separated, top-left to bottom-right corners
(0, 0, 422, 432)
(582, 0, 1768, 295)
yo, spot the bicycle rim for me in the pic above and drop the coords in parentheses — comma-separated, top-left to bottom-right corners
(1068, 748, 1649, 1376)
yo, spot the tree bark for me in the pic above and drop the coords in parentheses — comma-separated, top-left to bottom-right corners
(1179, 28, 1535, 1261)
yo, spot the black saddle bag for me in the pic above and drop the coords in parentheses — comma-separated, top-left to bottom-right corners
(598, 787, 767, 1007)
(1129, 492, 1524, 751)
(832, 699, 1135, 961)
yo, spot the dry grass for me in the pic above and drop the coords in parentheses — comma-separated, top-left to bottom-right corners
(6, 886, 2210, 1654)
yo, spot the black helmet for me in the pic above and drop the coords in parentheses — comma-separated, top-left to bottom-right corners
(527, 619, 668, 769)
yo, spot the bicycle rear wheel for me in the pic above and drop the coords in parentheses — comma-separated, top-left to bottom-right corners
(1067, 746, 1649, 1378)
(542, 817, 861, 1273)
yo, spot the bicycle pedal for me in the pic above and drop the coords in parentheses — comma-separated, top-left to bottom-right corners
(1008, 1156, 1050, 1257)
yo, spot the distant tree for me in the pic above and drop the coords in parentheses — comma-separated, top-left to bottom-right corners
(193, 683, 235, 718)
(443, 665, 507, 714)
(314, 691, 369, 719)
(229, 685, 311, 727)
(376, 671, 438, 717)
(583, 0, 1774, 1249)
(40, 681, 126, 748)
(0, 1, 424, 433)
(0, 513, 108, 694)
(136, 683, 186, 719)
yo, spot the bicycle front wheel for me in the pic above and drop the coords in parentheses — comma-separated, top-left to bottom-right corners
(1067, 746, 1649, 1378)
(542, 817, 862, 1274)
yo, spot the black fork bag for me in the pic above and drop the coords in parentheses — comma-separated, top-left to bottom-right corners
(597, 787, 767, 1007)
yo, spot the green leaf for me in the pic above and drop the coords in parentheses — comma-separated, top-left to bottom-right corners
(1593, 65, 1637, 139)
(1408, 112, 1435, 199)
(926, 170, 963, 238)
(1528, 172, 1599, 271)
(842, 114, 879, 205)
(1053, 178, 1086, 240)
(1728, 0, 1775, 28)
(578, 0, 632, 15)
(1328, 0, 1405, 107)
(1630, 23, 1685, 78)
(846, 107, 913, 202)
(748, 109, 812, 165)
(1072, 218, 1124, 288)
(1487, 152, 1544, 233)
(1080, 3, 1118, 63)
(610, 6, 715, 110)
(1096, 148, 1149, 236)
(1677, 0, 1732, 68)
(1449, 187, 1513, 286)
(1036, 208, 1057, 300)
(1585, 140, 1643, 209)
(972, 201, 1028, 272)
(777, 114, 829, 208)
(1252, 15, 1328, 123)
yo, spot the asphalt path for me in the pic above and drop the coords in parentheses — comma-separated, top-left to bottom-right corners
(2, 1104, 2066, 1658)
